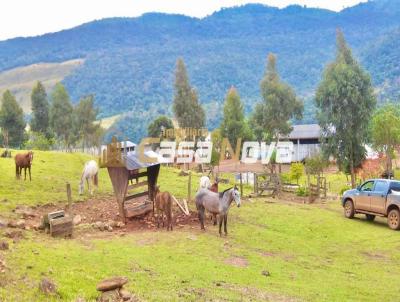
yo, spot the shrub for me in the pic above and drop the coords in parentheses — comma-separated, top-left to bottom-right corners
(305, 154, 328, 175)
(296, 186, 309, 197)
(290, 162, 304, 184)
(24, 132, 54, 151)
(280, 172, 291, 184)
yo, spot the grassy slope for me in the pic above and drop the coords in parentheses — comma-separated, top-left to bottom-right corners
(0, 59, 83, 112)
(0, 150, 112, 212)
(0, 150, 248, 212)
(1, 152, 400, 301)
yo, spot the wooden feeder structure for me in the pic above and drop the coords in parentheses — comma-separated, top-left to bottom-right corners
(104, 147, 160, 224)
(42, 210, 73, 237)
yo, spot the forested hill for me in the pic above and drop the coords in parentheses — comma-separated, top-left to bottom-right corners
(1, 0, 400, 141)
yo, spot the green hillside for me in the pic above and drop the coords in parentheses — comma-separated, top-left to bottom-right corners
(1, 1, 400, 141)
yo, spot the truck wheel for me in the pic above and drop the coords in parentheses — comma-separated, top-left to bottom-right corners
(388, 209, 400, 230)
(344, 200, 355, 219)
(366, 214, 375, 221)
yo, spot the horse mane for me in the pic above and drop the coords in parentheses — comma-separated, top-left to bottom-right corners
(219, 187, 233, 198)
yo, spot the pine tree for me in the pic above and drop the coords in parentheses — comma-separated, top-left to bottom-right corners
(253, 53, 303, 141)
(0, 90, 26, 147)
(315, 30, 376, 187)
(220, 87, 252, 147)
(173, 58, 205, 130)
(30, 81, 50, 136)
(49, 83, 73, 148)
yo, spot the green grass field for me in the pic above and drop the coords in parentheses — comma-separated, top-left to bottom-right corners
(1, 151, 400, 301)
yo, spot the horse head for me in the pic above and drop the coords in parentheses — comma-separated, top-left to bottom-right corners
(26, 151, 34, 163)
(232, 186, 241, 207)
(78, 181, 84, 195)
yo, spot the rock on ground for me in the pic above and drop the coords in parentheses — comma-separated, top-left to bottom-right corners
(119, 289, 132, 301)
(0, 218, 8, 228)
(39, 278, 57, 295)
(96, 277, 128, 292)
(0, 241, 9, 250)
(73, 215, 82, 225)
(97, 289, 121, 302)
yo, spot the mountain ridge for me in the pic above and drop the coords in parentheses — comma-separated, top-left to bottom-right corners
(0, 1, 400, 142)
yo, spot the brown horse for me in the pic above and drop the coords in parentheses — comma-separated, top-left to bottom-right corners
(15, 151, 34, 181)
(154, 185, 173, 231)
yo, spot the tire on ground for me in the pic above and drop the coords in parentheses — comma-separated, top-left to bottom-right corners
(344, 199, 355, 219)
(387, 208, 400, 230)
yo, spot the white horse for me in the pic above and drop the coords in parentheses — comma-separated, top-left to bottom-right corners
(199, 176, 211, 190)
(79, 160, 99, 195)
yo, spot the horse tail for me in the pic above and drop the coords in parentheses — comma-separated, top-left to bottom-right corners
(94, 173, 98, 187)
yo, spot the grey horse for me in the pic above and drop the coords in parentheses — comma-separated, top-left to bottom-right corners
(195, 186, 241, 236)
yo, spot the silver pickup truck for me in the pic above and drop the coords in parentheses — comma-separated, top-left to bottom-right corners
(342, 179, 400, 230)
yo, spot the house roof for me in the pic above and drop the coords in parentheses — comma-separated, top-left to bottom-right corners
(125, 150, 161, 170)
(287, 124, 321, 140)
(121, 141, 136, 147)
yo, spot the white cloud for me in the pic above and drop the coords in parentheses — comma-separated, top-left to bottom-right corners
(0, 0, 364, 41)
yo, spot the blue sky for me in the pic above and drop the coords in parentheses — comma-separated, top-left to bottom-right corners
(0, 0, 364, 40)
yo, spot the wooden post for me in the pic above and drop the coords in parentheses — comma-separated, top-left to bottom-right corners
(254, 173, 258, 196)
(66, 182, 72, 213)
(188, 171, 192, 202)
(239, 173, 243, 197)
(307, 173, 311, 203)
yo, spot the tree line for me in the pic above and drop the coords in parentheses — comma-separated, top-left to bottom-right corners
(0, 82, 103, 150)
(148, 30, 398, 188)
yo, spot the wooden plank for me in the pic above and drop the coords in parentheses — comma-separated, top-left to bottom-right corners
(171, 195, 190, 216)
(125, 202, 152, 218)
(127, 181, 148, 191)
(124, 191, 148, 201)
(129, 171, 147, 179)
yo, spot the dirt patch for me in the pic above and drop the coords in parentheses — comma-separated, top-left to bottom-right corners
(222, 284, 301, 302)
(259, 250, 296, 261)
(8, 196, 201, 239)
(361, 251, 390, 261)
(225, 256, 249, 268)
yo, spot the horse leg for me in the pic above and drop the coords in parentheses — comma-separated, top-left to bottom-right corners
(219, 215, 223, 236)
(89, 178, 93, 196)
(167, 212, 172, 231)
(198, 208, 205, 230)
(16, 165, 19, 179)
(213, 214, 217, 226)
(24, 167, 27, 181)
(29, 166, 31, 181)
(224, 214, 228, 236)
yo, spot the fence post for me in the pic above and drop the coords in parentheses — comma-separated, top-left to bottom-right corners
(66, 182, 72, 213)
(188, 171, 192, 202)
(240, 173, 243, 197)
